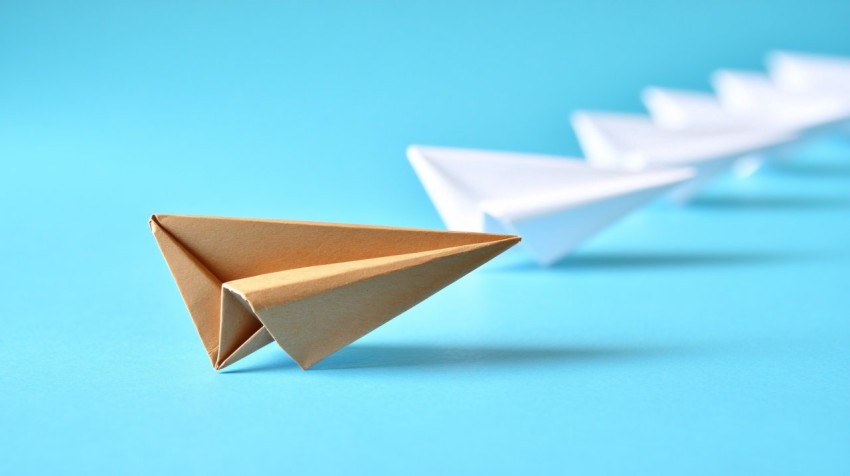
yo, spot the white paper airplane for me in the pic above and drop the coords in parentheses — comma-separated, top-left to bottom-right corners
(641, 87, 796, 176)
(643, 87, 769, 132)
(768, 51, 850, 136)
(768, 51, 850, 95)
(571, 111, 795, 201)
(712, 69, 850, 135)
(406, 145, 694, 265)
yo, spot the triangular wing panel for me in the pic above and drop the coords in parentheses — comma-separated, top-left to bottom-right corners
(225, 237, 519, 369)
(499, 175, 685, 265)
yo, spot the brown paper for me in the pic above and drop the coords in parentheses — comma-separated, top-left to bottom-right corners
(149, 214, 520, 370)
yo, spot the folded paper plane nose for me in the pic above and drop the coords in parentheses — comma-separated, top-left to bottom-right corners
(149, 214, 519, 370)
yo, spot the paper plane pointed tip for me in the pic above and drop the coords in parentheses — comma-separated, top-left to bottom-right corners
(148, 213, 160, 231)
(149, 213, 180, 233)
(406, 144, 429, 165)
(504, 235, 522, 245)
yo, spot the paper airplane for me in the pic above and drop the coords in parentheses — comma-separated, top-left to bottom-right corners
(643, 87, 771, 132)
(768, 51, 850, 95)
(406, 145, 693, 265)
(641, 87, 796, 176)
(571, 111, 795, 201)
(149, 214, 519, 370)
(712, 69, 850, 135)
(768, 51, 850, 135)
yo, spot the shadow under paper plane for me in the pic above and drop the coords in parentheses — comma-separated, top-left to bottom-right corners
(690, 195, 850, 210)
(769, 161, 850, 178)
(495, 250, 805, 272)
(222, 343, 701, 373)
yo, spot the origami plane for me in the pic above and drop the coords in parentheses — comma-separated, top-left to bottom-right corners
(768, 51, 850, 95)
(768, 51, 850, 135)
(641, 87, 796, 176)
(571, 111, 795, 201)
(149, 214, 520, 370)
(643, 87, 769, 132)
(712, 69, 850, 135)
(406, 145, 693, 265)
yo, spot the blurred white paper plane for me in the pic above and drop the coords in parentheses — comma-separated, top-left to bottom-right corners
(768, 51, 850, 136)
(642, 87, 796, 176)
(407, 145, 693, 266)
(571, 112, 795, 201)
(768, 51, 850, 95)
(642, 87, 749, 132)
(713, 69, 850, 135)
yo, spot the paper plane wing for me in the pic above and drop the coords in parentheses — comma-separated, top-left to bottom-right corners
(407, 145, 693, 265)
(150, 214, 519, 370)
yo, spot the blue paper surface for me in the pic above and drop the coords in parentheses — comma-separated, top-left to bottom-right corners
(1, 1, 849, 474)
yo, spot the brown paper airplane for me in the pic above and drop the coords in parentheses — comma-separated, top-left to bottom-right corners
(149, 214, 520, 370)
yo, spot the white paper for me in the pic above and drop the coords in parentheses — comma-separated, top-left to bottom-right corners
(643, 87, 773, 133)
(571, 111, 794, 200)
(407, 145, 694, 265)
(712, 69, 850, 135)
(768, 51, 850, 95)
(768, 51, 850, 136)
(641, 87, 796, 176)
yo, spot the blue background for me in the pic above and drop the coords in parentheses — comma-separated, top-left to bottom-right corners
(2, 1, 849, 474)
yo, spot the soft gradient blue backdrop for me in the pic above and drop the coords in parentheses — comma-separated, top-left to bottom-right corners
(2, 1, 849, 474)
